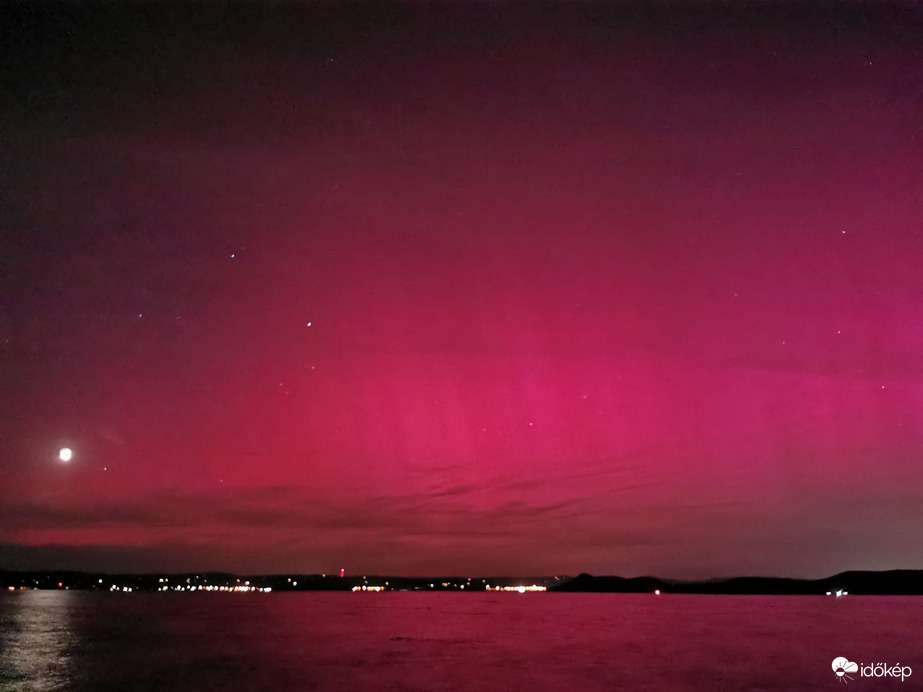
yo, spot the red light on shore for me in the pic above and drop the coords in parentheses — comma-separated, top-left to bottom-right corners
(58, 582, 63, 588)
(340, 568, 345, 578)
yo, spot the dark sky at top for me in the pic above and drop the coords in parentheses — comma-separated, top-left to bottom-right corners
(2, 1, 922, 578)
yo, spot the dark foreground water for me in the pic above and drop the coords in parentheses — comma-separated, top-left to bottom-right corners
(0, 592, 920, 691)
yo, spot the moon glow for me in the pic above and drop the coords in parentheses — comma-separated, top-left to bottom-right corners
(58, 447, 73, 462)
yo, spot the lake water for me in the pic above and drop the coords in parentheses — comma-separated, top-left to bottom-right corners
(0, 591, 919, 690)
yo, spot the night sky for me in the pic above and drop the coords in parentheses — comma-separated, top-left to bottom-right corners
(2, 1, 922, 578)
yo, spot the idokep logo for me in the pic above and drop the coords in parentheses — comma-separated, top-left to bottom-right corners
(832, 657, 912, 684)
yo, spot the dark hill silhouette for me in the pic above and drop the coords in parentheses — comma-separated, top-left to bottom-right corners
(552, 570, 923, 595)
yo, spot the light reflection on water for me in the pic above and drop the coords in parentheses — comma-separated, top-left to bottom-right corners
(1, 592, 921, 691)
(0, 591, 75, 691)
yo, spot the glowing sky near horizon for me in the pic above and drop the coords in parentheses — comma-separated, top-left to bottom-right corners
(2, 2, 922, 578)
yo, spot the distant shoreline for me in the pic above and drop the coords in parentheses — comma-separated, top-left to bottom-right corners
(1, 569, 920, 595)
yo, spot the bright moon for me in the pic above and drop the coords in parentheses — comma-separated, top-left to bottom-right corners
(58, 447, 73, 462)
